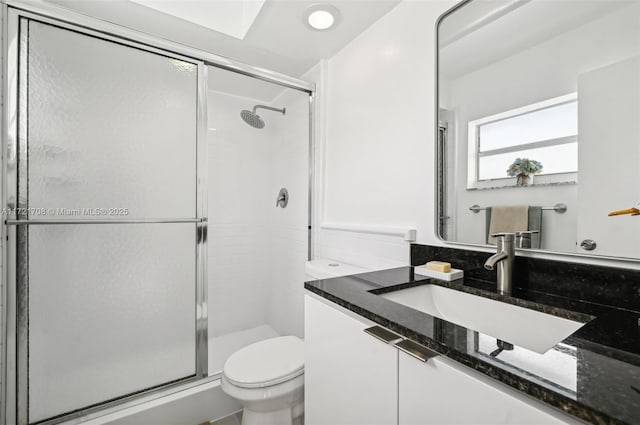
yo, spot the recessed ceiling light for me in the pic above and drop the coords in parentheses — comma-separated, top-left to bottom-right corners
(308, 10, 334, 30)
(305, 4, 340, 31)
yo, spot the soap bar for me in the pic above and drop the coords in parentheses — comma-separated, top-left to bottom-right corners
(426, 261, 451, 273)
(415, 265, 464, 281)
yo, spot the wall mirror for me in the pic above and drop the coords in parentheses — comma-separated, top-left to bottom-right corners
(436, 0, 640, 260)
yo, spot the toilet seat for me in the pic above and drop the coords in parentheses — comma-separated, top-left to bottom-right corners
(222, 336, 304, 389)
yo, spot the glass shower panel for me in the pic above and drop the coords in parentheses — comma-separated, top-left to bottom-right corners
(28, 224, 196, 422)
(26, 20, 197, 219)
(18, 18, 202, 423)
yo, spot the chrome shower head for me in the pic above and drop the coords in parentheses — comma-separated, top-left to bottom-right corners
(240, 109, 265, 129)
(240, 104, 286, 129)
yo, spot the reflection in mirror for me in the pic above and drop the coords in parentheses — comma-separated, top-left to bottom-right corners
(470, 331, 578, 398)
(437, 0, 640, 259)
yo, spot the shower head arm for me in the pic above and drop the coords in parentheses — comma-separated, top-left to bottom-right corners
(253, 104, 286, 115)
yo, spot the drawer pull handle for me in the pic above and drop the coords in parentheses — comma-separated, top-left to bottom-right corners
(395, 339, 438, 362)
(364, 326, 403, 344)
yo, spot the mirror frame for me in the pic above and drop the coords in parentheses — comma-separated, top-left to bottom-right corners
(433, 0, 640, 264)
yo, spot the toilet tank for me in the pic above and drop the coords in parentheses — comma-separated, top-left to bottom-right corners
(305, 259, 370, 280)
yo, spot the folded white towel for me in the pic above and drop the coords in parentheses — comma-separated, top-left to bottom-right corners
(488, 205, 529, 244)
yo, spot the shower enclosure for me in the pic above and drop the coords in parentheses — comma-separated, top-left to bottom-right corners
(0, 3, 314, 425)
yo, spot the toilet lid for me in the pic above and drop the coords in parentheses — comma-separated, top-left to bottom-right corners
(222, 336, 304, 388)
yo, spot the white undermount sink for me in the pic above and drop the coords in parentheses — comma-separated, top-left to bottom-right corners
(380, 284, 589, 354)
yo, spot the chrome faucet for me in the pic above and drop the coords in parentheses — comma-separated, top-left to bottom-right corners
(484, 232, 515, 295)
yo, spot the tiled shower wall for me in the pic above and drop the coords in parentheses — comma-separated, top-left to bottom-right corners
(207, 82, 309, 340)
(207, 91, 273, 337)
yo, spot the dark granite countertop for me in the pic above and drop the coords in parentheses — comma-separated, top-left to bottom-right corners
(304, 267, 640, 425)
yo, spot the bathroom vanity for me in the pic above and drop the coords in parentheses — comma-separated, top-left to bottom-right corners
(304, 0, 640, 423)
(305, 293, 580, 425)
(304, 251, 640, 425)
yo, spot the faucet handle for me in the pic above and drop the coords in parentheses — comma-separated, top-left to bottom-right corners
(514, 230, 539, 236)
(490, 232, 515, 241)
(514, 230, 539, 249)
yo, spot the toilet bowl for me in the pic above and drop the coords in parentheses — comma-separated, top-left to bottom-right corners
(221, 336, 304, 425)
(221, 259, 370, 425)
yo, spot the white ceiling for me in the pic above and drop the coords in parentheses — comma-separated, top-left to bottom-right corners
(44, 0, 400, 99)
(440, 0, 634, 79)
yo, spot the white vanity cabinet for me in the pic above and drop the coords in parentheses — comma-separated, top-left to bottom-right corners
(305, 293, 582, 425)
(305, 293, 398, 425)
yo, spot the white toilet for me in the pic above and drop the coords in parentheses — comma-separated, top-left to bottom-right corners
(221, 259, 369, 425)
(221, 336, 304, 425)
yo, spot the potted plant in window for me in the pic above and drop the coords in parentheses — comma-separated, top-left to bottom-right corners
(507, 158, 543, 186)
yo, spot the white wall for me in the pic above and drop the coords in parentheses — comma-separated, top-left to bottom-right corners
(444, 4, 638, 252)
(207, 76, 310, 342)
(318, 0, 640, 269)
(208, 90, 273, 337)
(316, 0, 457, 268)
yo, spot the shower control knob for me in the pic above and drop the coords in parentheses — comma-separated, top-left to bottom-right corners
(276, 188, 289, 208)
(580, 239, 597, 251)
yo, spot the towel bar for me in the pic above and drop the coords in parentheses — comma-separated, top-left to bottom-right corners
(469, 203, 567, 214)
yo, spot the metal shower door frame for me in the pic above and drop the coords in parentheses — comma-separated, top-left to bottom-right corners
(3, 8, 210, 425)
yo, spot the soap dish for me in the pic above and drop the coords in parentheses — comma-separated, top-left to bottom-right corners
(414, 265, 464, 281)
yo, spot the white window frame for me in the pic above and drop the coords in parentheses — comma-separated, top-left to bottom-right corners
(467, 93, 578, 190)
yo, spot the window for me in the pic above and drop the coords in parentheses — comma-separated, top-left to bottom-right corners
(467, 93, 578, 189)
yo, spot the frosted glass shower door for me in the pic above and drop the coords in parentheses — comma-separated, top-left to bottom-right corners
(13, 17, 205, 424)
(27, 224, 197, 422)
